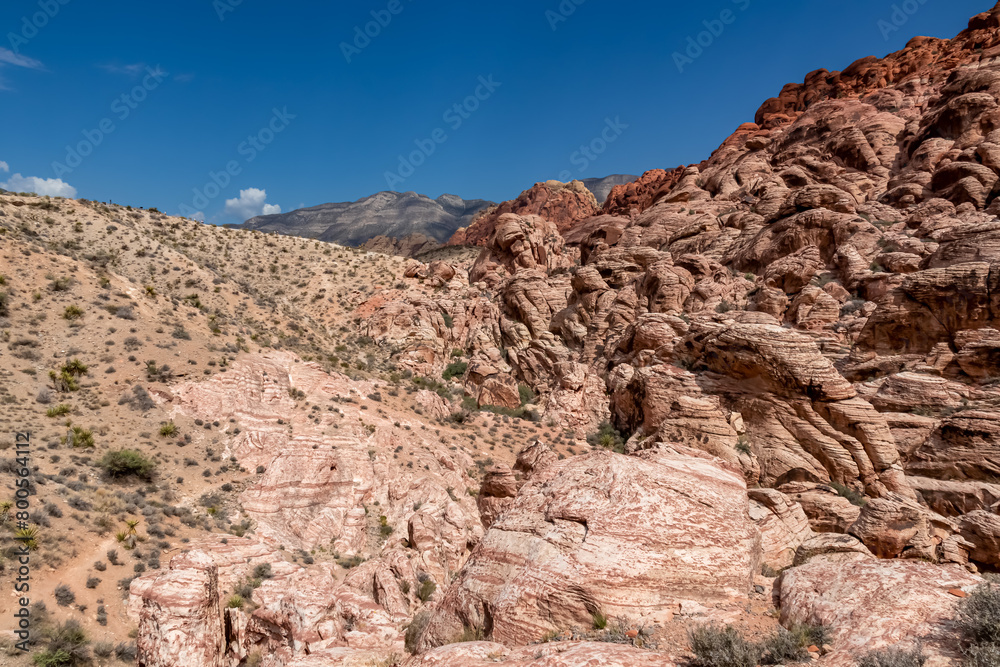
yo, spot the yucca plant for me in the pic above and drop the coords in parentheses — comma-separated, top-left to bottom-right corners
(15, 525, 39, 550)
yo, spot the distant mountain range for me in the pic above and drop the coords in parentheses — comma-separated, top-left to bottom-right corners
(581, 174, 638, 204)
(241, 192, 494, 246)
(239, 175, 638, 247)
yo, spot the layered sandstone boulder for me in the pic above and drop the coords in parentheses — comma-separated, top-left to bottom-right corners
(130, 551, 225, 667)
(780, 555, 983, 666)
(405, 641, 677, 666)
(414, 444, 761, 651)
(162, 352, 483, 572)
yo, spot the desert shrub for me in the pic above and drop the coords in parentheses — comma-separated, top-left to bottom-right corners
(252, 563, 272, 580)
(99, 449, 156, 480)
(34, 620, 90, 666)
(958, 583, 1000, 665)
(0, 292, 7, 317)
(964, 643, 1000, 667)
(441, 361, 468, 381)
(85, 577, 100, 589)
(856, 645, 926, 667)
(759, 627, 809, 664)
(830, 482, 867, 507)
(106, 549, 119, 565)
(53, 584, 75, 607)
(93, 641, 113, 658)
(63, 305, 83, 320)
(115, 305, 135, 320)
(171, 325, 191, 340)
(586, 421, 625, 454)
(226, 595, 244, 609)
(118, 384, 155, 412)
(404, 610, 432, 654)
(417, 579, 436, 602)
(93, 561, 106, 572)
(688, 624, 761, 667)
(114, 642, 137, 661)
(841, 298, 866, 317)
(959, 584, 1000, 646)
(159, 422, 178, 437)
(49, 276, 72, 292)
(518, 383, 535, 405)
(66, 427, 94, 449)
(46, 404, 71, 418)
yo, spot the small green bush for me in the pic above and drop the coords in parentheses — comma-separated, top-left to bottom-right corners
(442, 361, 468, 381)
(518, 383, 535, 406)
(63, 305, 83, 320)
(404, 610, 431, 654)
(67, 426, 94, 448)
(99, 449, 156, 481)
(688, 624, 761, 667)
(856, 645, 926, 667)
(46, 404, 71, 418)
(159, 422, 178, 437)
(964, 643, 1000, 667)
(959, 584, 1000, 646)
(54, 584, 75, 607)
(417, 579, 436, 602)
(958, 584, 1000, 665)
(759, 627, 808, 665)
(587, 421, 625, 454)
(830, 481, 868, 507)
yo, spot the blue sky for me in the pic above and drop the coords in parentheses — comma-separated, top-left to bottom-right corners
(0, 0, 992, 223)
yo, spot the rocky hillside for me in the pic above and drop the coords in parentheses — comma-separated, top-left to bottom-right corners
(241, 191, 494, 246)
(4, 3, 1000, 667)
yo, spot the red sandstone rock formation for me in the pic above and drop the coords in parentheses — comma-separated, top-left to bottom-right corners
(448, 180, 599, 247)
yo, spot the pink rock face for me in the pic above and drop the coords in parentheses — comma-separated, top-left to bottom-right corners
(405, 641, 677, 666)
(779, 555, 983, 666)
(748, 488, 813, 569)
(130, 551, 225, 667)
(470, 214, 572, 284)
(416, 445, 761, 651)
(163, 352, 482, 567)
(684, 322, 911, 499)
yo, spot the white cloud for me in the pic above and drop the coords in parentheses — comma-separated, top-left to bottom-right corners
(0, 161, 8, 173)
(100, 62, 146, 77)
(0, 48, 44, 90)
(0, 48, 43, 70)
(1, 173, 76, 198)
(224, 188, 281, 220)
